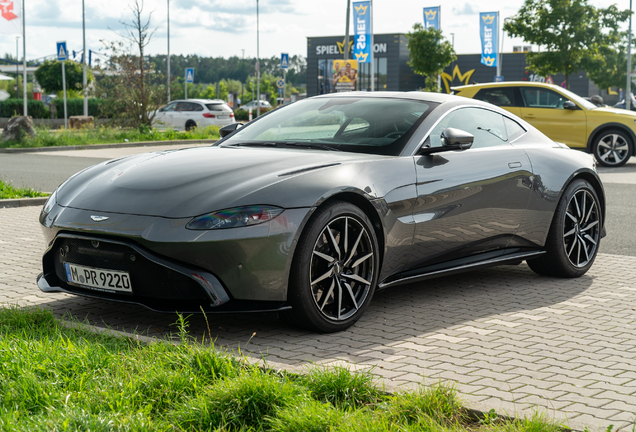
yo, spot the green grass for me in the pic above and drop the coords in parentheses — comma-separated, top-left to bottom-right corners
(0, 125, 220, 149)
(0, 307, 570, 431)
(0, 180, 48, 199)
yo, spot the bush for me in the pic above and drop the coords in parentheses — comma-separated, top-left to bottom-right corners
(233, 107, 268, 121)
(0, 99, 48, 118)
(51, 98, 105, 118)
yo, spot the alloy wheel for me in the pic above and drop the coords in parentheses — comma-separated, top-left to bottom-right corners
(562, 189, 600, 268)
(596, 133, 630, 166)
(309, 216, 374, 321)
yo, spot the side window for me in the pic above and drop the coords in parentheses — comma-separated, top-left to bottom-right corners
(163, 102, 178, 112)
(191, 103, 204, 112)
(474, 87, 517, 107)
(520, 87, 566, 109)
(429, 108, 509, 149)
(175, 102, 189, 112)
(503, 117, 526, 141)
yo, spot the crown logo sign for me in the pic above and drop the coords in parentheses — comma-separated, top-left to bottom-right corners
(354, 4, 368, 14)
(336, 40, 354, 54)
(482, 14, 495, 25)
(483, 56, 495, 67)
(355, 52, 369, 62)
(425, 10, 437, 20)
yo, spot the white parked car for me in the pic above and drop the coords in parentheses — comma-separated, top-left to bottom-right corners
(237, 100, 272, 111)
(153, 99, 235, 131)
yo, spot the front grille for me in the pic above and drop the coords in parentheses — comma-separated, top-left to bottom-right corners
(52, 237, 209, 301)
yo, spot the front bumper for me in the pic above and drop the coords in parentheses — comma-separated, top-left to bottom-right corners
(39, 205, 313, 309)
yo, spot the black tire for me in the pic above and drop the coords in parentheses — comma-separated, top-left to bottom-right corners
(527, 179, 602, 278)
(185, 120, 197, 132)
(280, 201, 380, 332)
(593, 128, 633, 167)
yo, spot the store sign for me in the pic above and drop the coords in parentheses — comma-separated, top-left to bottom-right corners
(315, 42, 386, 56)
(353, 1, 371, 63)
(479, 12, 498, 68)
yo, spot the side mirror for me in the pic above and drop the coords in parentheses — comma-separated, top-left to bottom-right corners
(563, 100, 579, 110)
(219, 123, 244, 138)
(418, 128, 474, 155)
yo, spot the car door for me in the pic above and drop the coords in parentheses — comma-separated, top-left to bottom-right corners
(518, 86, 587, 147)
(154, 102, 178, 129)
(174, 102, 201, 130)
(408, 107, 533, 271)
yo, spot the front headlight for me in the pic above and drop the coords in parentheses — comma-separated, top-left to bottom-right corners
(186, 205, 284, 230)
(42, 190, 57, 215)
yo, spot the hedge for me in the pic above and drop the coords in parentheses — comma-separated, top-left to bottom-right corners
(0, 99, 48, 119)
(51, 98, 105, 118)
(233, 108, 269, 121)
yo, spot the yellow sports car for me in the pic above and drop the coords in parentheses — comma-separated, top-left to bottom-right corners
(452, 81, 636, 167)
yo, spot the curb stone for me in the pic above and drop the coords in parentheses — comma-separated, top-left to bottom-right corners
(0, 139, 218, 153)
(0, 196, 48, 209)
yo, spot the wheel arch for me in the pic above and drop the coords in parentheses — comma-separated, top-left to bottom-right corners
(317, 192, 386, 267)
(570, 171, 606, 226)
(586, 123, 636, 153)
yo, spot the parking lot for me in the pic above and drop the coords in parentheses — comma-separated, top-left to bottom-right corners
(1, 149, 636, 431)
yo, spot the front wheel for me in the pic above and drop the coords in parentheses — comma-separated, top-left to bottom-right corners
(593, 129, 633, 167)
(527, 179, 602, 278)
(281, 201, 380, 332)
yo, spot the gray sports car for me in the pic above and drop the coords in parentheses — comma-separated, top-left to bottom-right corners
(38, 92, 605, 332)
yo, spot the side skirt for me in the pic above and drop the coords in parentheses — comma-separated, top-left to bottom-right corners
(378, 250, 546, 289)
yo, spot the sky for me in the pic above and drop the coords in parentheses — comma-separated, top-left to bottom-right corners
(0, 0, 630, 64)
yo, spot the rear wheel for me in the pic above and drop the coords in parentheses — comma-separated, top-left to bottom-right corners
(185, 120, 197, 132)
(593, 129, 632, 167)
(527, 179, 601, 277)
(281, 201, 379, 332)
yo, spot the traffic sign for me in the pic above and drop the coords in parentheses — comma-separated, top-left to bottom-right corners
(281, 53, 289, 69)
(57, 41, 67, 61)
(185, 68, 194, 83)
(276, 79, 285, 89)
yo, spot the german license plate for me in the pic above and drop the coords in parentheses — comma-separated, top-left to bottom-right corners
(218, 115, 228, 119)
(64, 262, 132, 293)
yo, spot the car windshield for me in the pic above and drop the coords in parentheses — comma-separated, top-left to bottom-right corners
(222, 97, 436, 156)
(556, 87, 597, 110)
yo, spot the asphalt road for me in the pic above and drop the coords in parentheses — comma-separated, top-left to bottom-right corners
(1, 149, 634, 256)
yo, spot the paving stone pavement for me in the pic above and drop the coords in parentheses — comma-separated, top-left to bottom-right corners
(2, 205, 636, 431)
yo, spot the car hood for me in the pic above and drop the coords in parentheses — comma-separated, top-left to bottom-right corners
(56, 146, 383, 218)
(591, 106, 636, 118)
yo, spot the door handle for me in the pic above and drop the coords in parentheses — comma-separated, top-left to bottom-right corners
(508, 162, 522, 169)
(524, 114, 536, 119)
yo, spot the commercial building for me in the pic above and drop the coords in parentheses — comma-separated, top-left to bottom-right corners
(306, 35, 617, 104)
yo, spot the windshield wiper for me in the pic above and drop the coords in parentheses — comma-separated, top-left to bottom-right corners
(285, 142, 342, 151)
(226, 141, 278, 147)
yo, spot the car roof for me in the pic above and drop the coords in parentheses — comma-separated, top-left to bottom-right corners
(312, 90, 480, 105)
(170, 99, 228, 104)
(451, 81, 565, 92)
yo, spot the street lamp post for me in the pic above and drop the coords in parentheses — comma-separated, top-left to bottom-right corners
(167, 0, 171, 102)
(15, 36, 18, 98)
(241, 49, 245, 105)
(21, 0, 26, 115)
(344, 0, 351, 60)
(256, 0, 260, 117)
(627, 0, 633, 111)
(82, 0, 88, 116)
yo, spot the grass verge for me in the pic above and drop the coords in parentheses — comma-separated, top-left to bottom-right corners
(0, 125, 220, 149)
(0, 180, 48, 199)
(0, 306, 568, 431)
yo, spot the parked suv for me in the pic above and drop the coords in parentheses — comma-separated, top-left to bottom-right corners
(153, 99, 235, 131)
(453, 81, 636, 167)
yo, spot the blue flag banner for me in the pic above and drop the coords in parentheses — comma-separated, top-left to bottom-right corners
(423, 7, 440, 30)
(352, 1, 371, 63)
(479, 12, 498, 68)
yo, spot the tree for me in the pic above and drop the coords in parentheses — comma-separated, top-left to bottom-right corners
(34, 60, 93, 93)
(504, 0, 630, 89)
(407, 24, 456, 92)
(585, 37, 635, 91)
(95, 0, 164, 129)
